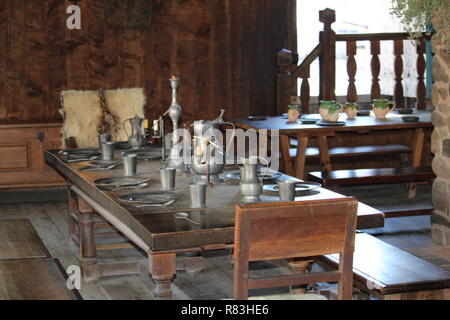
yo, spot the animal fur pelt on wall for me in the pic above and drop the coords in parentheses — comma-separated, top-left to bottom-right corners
(59, 88, 146, 148)
(60, 90, 103, 148)
(104, 88, 146, 142)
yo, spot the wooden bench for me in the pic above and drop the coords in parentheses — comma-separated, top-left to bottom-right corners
(307, 166, 435, 188)
(0, 219, 81, 300)
(316, 233, 450, 300)
(289, 141, 411, 160)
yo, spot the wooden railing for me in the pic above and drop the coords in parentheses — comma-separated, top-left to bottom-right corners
(277, 8, 431, 114)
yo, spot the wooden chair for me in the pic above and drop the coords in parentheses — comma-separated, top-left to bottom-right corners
(233, 197, 358, 300)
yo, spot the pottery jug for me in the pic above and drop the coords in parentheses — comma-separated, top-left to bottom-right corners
(287, 105, 300, 123)
(344, 102, 358, 120)
(372, 99, 395, 119)
(319, 100, 342, 122)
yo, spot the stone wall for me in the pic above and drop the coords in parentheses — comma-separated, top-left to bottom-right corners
(430, 26, 450, 244)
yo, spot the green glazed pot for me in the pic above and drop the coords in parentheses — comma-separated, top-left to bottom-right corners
(319, 100, 342, 122)
(345, 102, 358, 109)
(373, 99, 395, 109)
(372, 99, 395, 119)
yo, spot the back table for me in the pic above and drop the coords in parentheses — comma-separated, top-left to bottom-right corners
(45, 150, 384, 299)
(232, 110, 433, 179)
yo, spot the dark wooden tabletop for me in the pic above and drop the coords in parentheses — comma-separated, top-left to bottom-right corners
(45, 150, 384, 252)
(232, 110, 432, 134)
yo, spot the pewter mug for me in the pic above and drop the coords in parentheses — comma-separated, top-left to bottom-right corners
(277, 180, 297, 201)
(98, 134, 111, 148)
(189, 183, 207, 208)
(101, 142, 115, 161)
(160, 167, 176, 191)
(123, 154, 137, 176)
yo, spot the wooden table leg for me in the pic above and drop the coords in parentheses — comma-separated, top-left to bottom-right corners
(78, 196, 100, 283)
(408, 128, 425, 199)
(149, 252, 176, 299)
(280, 135, 294, 176)
(294, 135, 309, 179)
(317, 135, 332, 176)
(67, 187, 80, 243)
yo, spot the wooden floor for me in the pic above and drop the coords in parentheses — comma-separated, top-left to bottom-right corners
(0, 183, 449, 300)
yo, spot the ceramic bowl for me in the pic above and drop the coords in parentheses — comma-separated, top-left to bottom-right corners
(402, 116, 420, 122)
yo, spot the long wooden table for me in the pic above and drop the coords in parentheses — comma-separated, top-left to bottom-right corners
(45, 150, 384, 299)
(233, 110, 433, 180)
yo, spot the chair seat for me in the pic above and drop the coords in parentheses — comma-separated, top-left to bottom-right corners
(249, 293, 327, 300)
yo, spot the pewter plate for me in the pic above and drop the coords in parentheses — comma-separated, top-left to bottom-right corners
(226, 170, 282, 181)
(123, 150, 162, 161)
(94, 177, 150, 187)
(118, 191, 180, 204)
(61, 149, 101, 156)
(114, 141, 154, 151)
(316, 121, 346, 127)
(300, 119, 320, 124)
(402, 116, 420, 122)
(263, 181, 321, 193)
(137, 152, 162, 160)
(98, 182, 148, 191)
(88, 160, 118, 166)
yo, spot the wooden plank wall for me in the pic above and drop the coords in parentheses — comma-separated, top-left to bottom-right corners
(0, 0, 295, 124)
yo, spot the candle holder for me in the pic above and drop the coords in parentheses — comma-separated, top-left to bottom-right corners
(165, 76, 184, 171)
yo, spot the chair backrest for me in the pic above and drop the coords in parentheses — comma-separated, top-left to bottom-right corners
(234, 197, 358, 300)
(60, 90, 103, 148)
(104, 88, 146, 142)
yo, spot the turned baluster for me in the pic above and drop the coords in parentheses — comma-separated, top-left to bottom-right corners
(416, 38, 427, 109)
(370, 40, 381, 100)
(319, 9, 336, 101)
(299, 66, 310, 114)
(277, 49, 297, 115)
(394, 39, 405, 108)
(346, 40, 357, 103)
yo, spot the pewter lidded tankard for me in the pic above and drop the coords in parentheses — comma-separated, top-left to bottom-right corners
(190, 109, 236, 184)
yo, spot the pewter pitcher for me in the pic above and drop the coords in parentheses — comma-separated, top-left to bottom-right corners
(123, 116, 146, 149)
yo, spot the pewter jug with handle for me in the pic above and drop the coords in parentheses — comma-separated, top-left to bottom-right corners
(123, 116, 146, 149)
